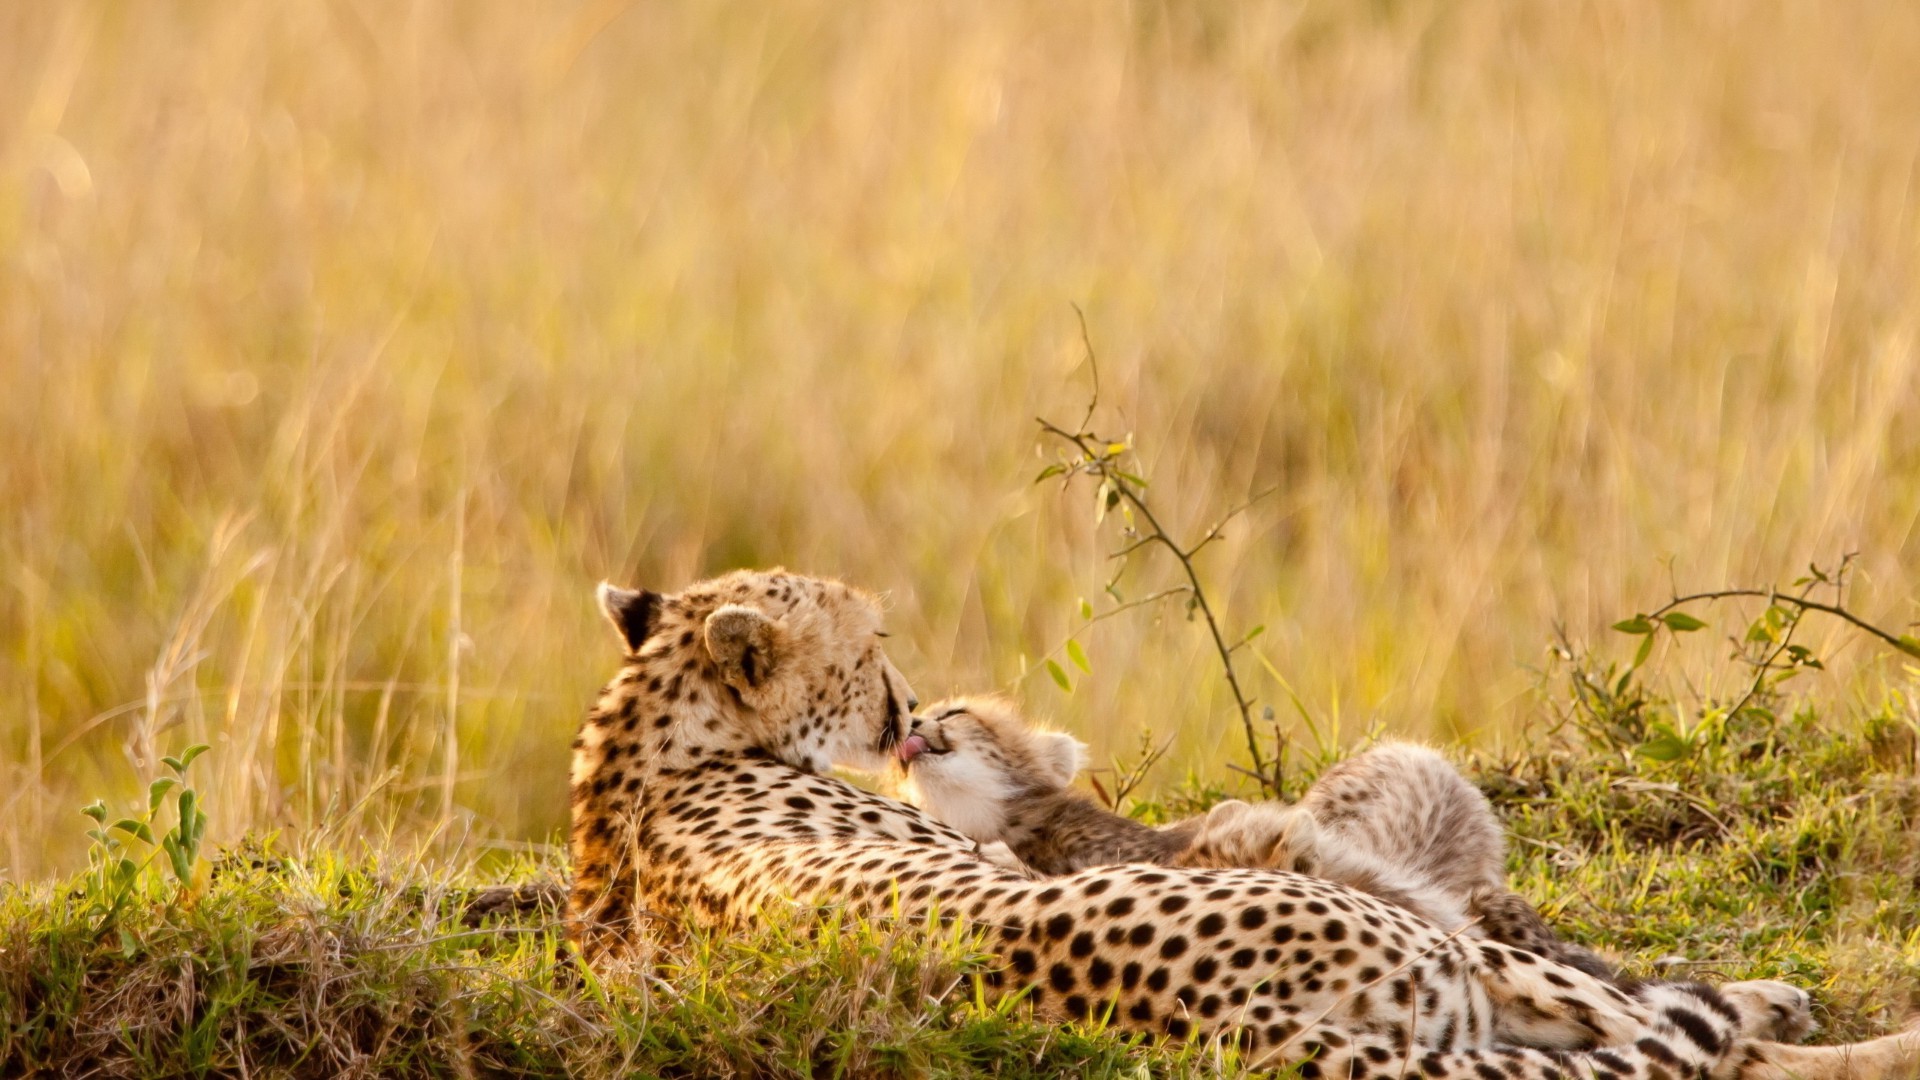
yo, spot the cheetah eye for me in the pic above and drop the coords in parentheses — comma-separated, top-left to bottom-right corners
(874, 631, 890, 638)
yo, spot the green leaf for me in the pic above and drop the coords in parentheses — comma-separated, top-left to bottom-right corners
(1636, 734, 1689, 762)
(1115, 471, 1150, 488)
(111, 819, 155, 845)
(1066, 639, 1091, 674)
(1243, 625, 1267, 643)
(148, 778, 178, 814)
(1633, 632, 1655, 668)
(162, 756, 184, 773)
(1661, 612, 1707, 632)
(1612, 617, 1655, 635)
(1898, 636, 1920, 660)
(1078, 598, 1093, 620)
(165, 836, 190, 883)
(80, 800, 108, 824)
(1045, 659, 1072, 693)
(178, 744, 211, 772)
(1034, 463, 1067, 484)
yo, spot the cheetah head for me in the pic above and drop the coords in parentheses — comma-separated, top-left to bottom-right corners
(895, 697, 1087, 843)
(596, 568, 918, 773)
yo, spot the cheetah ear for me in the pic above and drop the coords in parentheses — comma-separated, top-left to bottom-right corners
(1032, 731, 1089, 788)
(598, 582, 662, 654)
(705, 604, 781, 691)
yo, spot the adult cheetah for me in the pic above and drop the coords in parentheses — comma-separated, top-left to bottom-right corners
(569, 568, 1915, 1079)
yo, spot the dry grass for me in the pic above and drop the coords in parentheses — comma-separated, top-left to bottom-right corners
(4, 1, 1920, 878)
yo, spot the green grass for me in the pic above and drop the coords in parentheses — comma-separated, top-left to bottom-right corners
(7, 664, 1919, 1076)
(0, 842, 1211, 1078)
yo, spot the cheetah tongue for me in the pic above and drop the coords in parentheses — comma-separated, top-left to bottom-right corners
(897, 733, 930, 765)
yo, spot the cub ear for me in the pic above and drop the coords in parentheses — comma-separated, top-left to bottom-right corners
(598, 582, 662, 654)
(705, 604, 781, 690)
(1032, 731, 1089, 788)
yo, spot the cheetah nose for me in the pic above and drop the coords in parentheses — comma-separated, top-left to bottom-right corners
(897, 733, 930, 764)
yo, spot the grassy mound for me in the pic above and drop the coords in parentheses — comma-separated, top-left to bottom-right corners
(6, 677, 1919, 1077)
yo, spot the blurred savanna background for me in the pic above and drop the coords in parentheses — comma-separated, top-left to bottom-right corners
(5, 0, 1920, 881)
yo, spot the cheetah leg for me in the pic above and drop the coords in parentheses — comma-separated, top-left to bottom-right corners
(1462, 893, 1811, 1046)
(565, 871, 637, 964)
(1257, 1026, 1920, 1080)
(1478, 948, 1816, 1051)
(1472, 940, 1663, 1049)
(1735, 1027, 1920, 1080)
(1472, 943, 1796, 1059)
(1255, 996, 1741, 1080)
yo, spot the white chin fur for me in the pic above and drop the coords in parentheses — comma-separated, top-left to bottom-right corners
(815, 724, 893, 775)
(901, 758, 1013, 843)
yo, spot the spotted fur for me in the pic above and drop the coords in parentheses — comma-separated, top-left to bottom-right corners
(570, 569, 1914, 1080)
(900, 703, 1620, 979)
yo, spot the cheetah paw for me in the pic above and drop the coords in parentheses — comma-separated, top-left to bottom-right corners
(973, 840, 1034, 876)
(1721, 979, 1815, 1044)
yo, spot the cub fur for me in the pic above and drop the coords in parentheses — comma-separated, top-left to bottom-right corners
(897, 698, 1615, 978)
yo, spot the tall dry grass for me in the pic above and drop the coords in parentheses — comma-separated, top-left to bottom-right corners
(4, 1, 1919, 877)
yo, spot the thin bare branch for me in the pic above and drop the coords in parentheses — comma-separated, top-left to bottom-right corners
(1035, 363, 1282, 792)
(1650, 588, 1915, 657)
(1007, 587, 1191, 690)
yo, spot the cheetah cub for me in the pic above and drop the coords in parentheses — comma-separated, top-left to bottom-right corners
(895, 699, 1463, 925)
(897, 698, 1617, 980)
(893, 697, 1205, 873)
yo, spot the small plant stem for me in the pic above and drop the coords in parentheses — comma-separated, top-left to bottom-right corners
(1650, 589, 1912, 655)
(1036, 416, 1278, 794)
(443, 488, 467, 825)
(1010, 586, 1191, 690)
(1718, 592, 1809, 726)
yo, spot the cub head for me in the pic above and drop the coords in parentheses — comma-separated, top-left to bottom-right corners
(894, 697, 1088, 843)
(595, 568, 917, 773)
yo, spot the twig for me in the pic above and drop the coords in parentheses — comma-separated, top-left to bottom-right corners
(1718, 590, 1809, 726)
(1107, 732, 1176, 806)
(1036, 416, 1279, 793)
(1649, 589, 1915, 657)
(1007, 587, 1191, 690)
